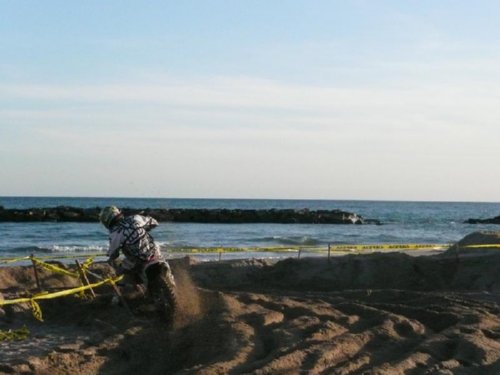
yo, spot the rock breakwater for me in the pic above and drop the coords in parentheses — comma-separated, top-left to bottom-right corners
(0, 206, 380, 224)
(465, 215, 500, 224)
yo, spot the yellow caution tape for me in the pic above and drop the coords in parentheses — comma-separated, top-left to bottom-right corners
(37, 276, 123, 301)
(0, 275, 123, 320)
(0, 253, 106, 264)
(0, 276, 123, 306)
(30, 300, 43, 322)
(29, 256, 94, 279)
(31, 258, 80, 278)
(463, 244, 500, 249)
(81, 256, 94, 270)
(36, 253, 106, 260)
(167, 243, 450, 253)
(164, 242, 500, 253)
(327, 243, 449, 251)
(0, 256, 31, 265)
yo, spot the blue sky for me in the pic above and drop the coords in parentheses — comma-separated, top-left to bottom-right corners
(1, 1, 500, 201)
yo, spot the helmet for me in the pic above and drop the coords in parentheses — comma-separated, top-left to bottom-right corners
(99, 206, 123, 229)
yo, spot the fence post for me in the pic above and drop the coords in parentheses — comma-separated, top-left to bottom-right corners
(107, 275, 133, 316)
(218, 251, 222, 261)
(30, 254, 42, 291)
(298, 248, 301, 259)
(328, 243, 331, 263)
(75, 260, 96, 299)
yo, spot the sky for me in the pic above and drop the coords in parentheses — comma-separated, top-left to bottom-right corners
(1, 1, 500, 201)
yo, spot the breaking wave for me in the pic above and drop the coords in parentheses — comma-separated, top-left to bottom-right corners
(2, 245, 107, 255)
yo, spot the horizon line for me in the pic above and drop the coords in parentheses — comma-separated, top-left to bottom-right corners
(0, 195, 499, 205)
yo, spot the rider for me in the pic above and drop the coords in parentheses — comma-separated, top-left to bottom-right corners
(99, 206, 174, 287)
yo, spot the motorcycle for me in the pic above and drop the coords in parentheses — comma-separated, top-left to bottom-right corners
(111, 258, 178, 324)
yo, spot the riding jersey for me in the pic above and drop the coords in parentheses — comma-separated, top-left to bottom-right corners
(107, 215, 162, 269)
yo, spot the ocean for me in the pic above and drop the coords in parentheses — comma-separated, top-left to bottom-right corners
(1, 197, 499, 261)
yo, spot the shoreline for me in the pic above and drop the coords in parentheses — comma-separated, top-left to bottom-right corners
(0, 244, 450, 266)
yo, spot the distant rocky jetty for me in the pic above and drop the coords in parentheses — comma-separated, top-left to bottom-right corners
(465, 215, 500, 224)
(0, 206, 381, 225)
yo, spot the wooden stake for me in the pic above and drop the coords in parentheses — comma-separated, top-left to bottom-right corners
(30, 254, 42, 291)
(75, 260, 96, 299)
(108, 274, 133, 316)
(328, 243, 331, 262)
(218, 251, 222, 261)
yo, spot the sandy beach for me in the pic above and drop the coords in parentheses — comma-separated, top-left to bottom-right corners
(1, 232, 500, 374)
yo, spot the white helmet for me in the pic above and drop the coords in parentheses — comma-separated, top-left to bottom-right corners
(99, 206, 123, 229)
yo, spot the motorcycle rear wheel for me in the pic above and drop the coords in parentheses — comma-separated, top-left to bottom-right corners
(148, 265, 177, 325)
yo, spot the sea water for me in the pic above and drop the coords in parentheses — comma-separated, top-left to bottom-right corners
(1, 197, 499, 260)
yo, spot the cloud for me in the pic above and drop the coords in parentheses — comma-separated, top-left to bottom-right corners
(2, 71, 500, 200)
(2, 73, 500, 137)
(1, 74, 499, 171)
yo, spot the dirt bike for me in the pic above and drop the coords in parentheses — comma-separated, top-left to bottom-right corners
(111, 258, 178, 324)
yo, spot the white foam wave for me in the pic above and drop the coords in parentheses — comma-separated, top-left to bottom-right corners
(49, 245, 107, 253)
